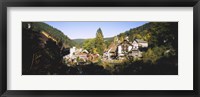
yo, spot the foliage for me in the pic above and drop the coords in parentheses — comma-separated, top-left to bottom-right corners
(22, 26, 69, 75)
(95, 28, 105, 55)
(118, 33, 126, 42)
(82, 28, 106, 55)
(118, 22, 178, 48)
(22, 22, 76, 47)
(82, 39, 96, 53)
(116, 22, 178, 64)
(142, 46, 165, 64)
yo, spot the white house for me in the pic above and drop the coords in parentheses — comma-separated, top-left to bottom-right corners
(135, 39, 148, 48)
(132, 40, 139, 50)
(69, 47, 76, 57)
(104, 37, 148, 60)
(117, 39, 133, 57)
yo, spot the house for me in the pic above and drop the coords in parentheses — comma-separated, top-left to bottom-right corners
(103, 42, 118, 60)
(117, 39, 133, 58)
(63, 47, 90, 65)
(76, 50, 89, 62)
(104, 37, 148, 60)
(69, 47, 76, 57)
(132, 40, 139, 50)
(135, 39, 148, 48)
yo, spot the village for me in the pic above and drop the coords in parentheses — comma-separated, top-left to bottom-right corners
(22, 22, 178, 75)
(63, 37, 148, 66)
(25, 23, 148, 67)
(36, 25, 149, 67)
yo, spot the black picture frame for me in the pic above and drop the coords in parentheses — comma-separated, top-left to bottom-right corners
(0, 0, 200, 97)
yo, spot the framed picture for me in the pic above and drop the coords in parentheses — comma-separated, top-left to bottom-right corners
(0, 0, 200, 97)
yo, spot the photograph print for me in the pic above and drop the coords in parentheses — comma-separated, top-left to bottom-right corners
(22, 21, 178, 75)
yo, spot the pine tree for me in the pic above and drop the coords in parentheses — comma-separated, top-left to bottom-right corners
(95, 28, 105, 55)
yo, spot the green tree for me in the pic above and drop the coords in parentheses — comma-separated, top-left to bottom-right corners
(95, 28, 105, 55)
(119, 33, 126, 42)
(82, 39, 95, 53)
(143, 46, 165, 64)
(113, 36, 118, 44)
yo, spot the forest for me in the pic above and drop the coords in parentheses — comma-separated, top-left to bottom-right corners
(22, 22, 178, 75)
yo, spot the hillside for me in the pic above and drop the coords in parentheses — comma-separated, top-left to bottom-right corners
(80, 22, 178, 55)
(22, 22, 72, 74)
(73, 37, 114, 46)
(72, 39, 86, 45)
(22, 22, 76, 47)
(104, 37, 114, 41)
(119, 22, 178, 48)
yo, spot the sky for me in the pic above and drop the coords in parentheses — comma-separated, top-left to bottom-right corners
(45, 21, 148, 39)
